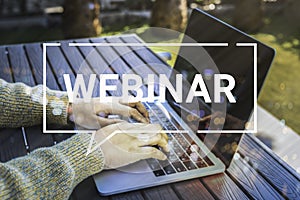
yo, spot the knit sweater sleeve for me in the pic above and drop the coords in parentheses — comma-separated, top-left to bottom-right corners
(0, 79, 69, 128)
(0, 133, 105, 200)
(0, 79, 105, 199)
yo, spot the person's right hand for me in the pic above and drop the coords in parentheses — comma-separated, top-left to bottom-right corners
(70, 97, 149, 130)
(94, 122, 169, 169)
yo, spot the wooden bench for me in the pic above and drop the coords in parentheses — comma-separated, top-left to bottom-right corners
(0, 34, 299, 200)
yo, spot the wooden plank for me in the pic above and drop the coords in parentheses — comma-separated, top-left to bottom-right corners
(74, 39, 122, 97)
(6, 45, 35, 86)
(0, 128, 28, 162)
(43, 44, 75, 141)
(244, 133, 300, 179)
(90, 38, 130, 76)
(0, 47, 13, 82)
(25, 126, 54, 152)
(23, 43, 43, 84)
(111, 191, 144, 200)
(74, 39, 110, 74)
(172, 179, 215, 200)
(52, 133, 74, 144)
(74, 39, 96, 56)
(59, 40, 100, 97)
(3, 45, 45, 158)
(0, 47, 26, 162)
(255, 106, 300, 171)
(70, 177, 109, 200)
(60, 40, 85, 73)
(24, 43, 60, 90)
(106, 37, 159, 96)
(238, 134, 300, 199)
(202, 173, 249, 200)
(90, 37, 149, 96)
(74, 39, 111, 74)
(0, 46, 28, 161)
(46, 45, 75, 91)
(120, 35, 171, 75)
(227, 157, 284, 200)
(22, 43, 64, 151)
(142, 185, 180, 200)
(8, 43, 58, 152)
(106, 37, 156, 76)
(0, 46, 27, 162)
(90, 36, 153, 97)
(119, 35, 145, 51)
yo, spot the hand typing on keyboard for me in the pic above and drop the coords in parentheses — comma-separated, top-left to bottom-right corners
(95, 122, 169, 169)
(69, 97, 150, 129)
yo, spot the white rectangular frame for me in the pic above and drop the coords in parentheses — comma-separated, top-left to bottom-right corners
(43, 42, 257, 134)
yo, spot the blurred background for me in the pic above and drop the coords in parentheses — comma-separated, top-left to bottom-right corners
(0, 0, 299, 171)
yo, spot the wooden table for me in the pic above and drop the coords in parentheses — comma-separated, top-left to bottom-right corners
(0, 35, 299, 200)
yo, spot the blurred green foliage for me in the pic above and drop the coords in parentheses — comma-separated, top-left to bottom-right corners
(257, 32, 300, 133)
(255, 15, 300, 134)
(0, 2, 299, 134)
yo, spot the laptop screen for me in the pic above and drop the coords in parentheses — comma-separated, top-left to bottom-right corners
(168, 8, 275, 166)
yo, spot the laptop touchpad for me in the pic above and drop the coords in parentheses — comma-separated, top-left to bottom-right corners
(116, 160, 152, 174)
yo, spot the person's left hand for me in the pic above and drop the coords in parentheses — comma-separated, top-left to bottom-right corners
(69, 97, 149, 129)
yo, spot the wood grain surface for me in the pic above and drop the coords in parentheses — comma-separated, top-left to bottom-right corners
(0, 35, 297, 200)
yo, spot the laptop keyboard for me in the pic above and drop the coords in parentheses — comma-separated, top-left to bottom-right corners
(143, 102, 214, 177)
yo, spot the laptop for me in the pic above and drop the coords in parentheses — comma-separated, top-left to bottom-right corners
(93, 8, 275, 195)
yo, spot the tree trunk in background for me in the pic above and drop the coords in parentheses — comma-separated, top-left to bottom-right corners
(233, 0, 263, 33)
(0, 0, 3, 15)
(150, 0, 188, 32)
(63, 0, 101, 39)
(20, 0, 27, 14)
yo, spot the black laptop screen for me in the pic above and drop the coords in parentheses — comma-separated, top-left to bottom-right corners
(170, 8, 275, 127)
(168, 9, 275, 166)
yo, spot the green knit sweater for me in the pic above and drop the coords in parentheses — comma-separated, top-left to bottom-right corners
(0, 79, 105, 199)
